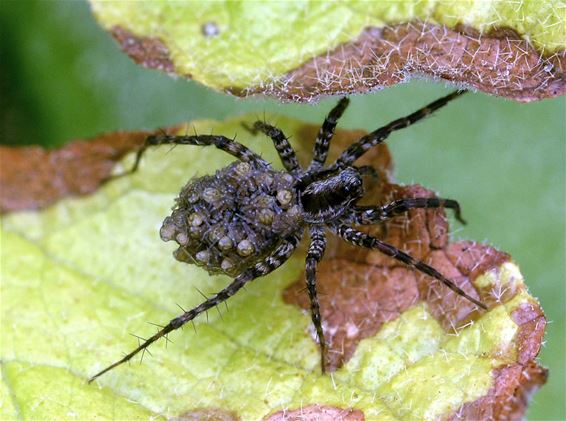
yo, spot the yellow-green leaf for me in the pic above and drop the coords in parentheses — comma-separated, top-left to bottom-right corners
(89, 1, 565, 101)
(1, 116, 546, 419)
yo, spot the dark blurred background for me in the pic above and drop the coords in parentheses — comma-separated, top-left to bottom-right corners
(1, 2, 564, 419)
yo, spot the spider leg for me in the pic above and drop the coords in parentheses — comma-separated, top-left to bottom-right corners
(305, 226, 328, 373)
(356, 165, 379, 180)
(113, 133, 271, 181)
(354, 197, 466, 225)
(243, 121, 300, 172)
(104, 137, 152, 181)
(333, 224, 487, 309)
(145, 133, 269, 165)
(88, 231, 303, 383)
(308, 97, 350, 171)
(333, 90, 467, 168)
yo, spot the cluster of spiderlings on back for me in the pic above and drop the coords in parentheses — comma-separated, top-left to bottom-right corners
(159, 161, 304, 276)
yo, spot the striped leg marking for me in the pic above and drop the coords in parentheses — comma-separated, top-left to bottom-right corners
(333, 90, 467, 168)
(334, 225, 487, 310)
(89, 232, 303, 382)
(246, 121, 300, 172)
(354, 197, 466, 225)
(305, 226, 328, 372)
(119, 133, 271, 179)
(308, 97, 350, 171)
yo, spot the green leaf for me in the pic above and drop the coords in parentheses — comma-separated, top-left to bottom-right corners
(89, 1, 565, 101)
(1, 116, 546, 419)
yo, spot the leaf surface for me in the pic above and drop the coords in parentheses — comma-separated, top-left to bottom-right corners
(1, 116, 546, 419)
(90, 1, 565, 101)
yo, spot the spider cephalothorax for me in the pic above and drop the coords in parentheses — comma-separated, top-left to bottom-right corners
(89, 90, 486, 382)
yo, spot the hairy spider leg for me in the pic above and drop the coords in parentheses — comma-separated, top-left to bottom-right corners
(116, 133, 271, 180)
(333, 90, 467, 168)
(354, 197, 466, 225)
(89, 232, 303, 383)
(144, 134, 270, 165)
(334, 225, 487, 310)
(245, 121, 300, 172)
(305, 226, 328, 373)
(308, 97, 350, 171)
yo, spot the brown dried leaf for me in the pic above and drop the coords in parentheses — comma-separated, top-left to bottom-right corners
(0, 132, 147, 213)
(265, 405, 365, 421)
(282, 125, 547, 418)
(90, 2, 565, 102)
(249, 22, 565, 103)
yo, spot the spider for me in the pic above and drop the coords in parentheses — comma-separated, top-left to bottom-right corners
(89, 90, 486, 382)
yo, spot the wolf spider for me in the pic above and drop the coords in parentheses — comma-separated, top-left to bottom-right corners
(89, 90, 486, 382)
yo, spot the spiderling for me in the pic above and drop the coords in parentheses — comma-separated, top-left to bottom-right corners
(89, 89, 486, 382)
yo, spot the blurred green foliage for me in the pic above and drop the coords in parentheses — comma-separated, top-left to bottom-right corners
(1, 1, 564, 419)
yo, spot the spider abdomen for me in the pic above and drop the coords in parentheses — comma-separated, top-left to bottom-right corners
(159, 161, 304, 276)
